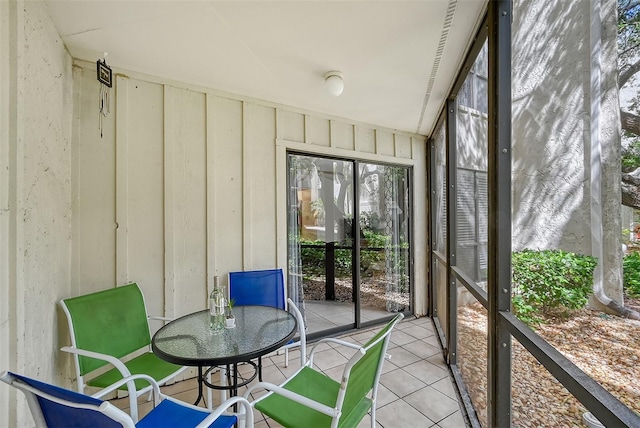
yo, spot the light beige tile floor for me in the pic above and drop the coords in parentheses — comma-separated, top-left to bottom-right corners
(112, 316, 468, 427)
(303, 300, 391, 335)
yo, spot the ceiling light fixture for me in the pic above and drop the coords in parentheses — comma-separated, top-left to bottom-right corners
(324, 71, 344, 97)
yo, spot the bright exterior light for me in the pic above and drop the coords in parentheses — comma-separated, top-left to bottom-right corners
(324, 71, 344, 97)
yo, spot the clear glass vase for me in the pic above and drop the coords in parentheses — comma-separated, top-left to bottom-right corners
(209, 278, 226, 335)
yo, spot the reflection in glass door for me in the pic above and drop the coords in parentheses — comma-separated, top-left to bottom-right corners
(358, 163, 411, 321)
(287, 153, 411, 338)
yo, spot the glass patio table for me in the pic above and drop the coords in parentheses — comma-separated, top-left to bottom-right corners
(152, 305, 297, 407)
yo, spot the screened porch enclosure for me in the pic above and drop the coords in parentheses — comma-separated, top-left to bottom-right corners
(430, 3, 640, 427)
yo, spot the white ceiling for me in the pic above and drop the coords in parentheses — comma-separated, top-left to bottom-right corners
(43, 0, 487, 136)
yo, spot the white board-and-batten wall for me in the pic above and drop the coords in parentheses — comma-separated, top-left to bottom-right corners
(71, 59, 428, 336)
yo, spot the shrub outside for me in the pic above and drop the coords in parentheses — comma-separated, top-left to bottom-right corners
(512, 249, 597, 325)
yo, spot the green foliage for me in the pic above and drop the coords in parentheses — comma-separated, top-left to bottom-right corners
(511, 250, 597, 325)
(334, 248, 352, 276)
(623, 251, 640, 297)
(298, 230, 407, 281)
(622, 138, 640, 171)
(300, 239, 326, 277)
(300, 237, 382, 277)
(363, 230, 388, 247)
(360, 230, 388, 276)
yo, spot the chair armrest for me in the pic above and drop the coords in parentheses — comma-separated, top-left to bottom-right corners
(311, 337, 361, 351)
(244, 382, 339, 418)
(193, 396, 254, 428)
(307, 338, 362, 367)
(60, 345, 141, 413)
(286, 298, 307, 365)
(60, 346, 132, 378)
(92, 374, 162, 404)
(148, 315, 173, 323)
(148, 316, 174, 330)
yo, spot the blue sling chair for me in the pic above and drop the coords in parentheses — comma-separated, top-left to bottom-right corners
(208, 269, 306, 406)
(0, 370, 253, 428)
(228, 269, 306, 373)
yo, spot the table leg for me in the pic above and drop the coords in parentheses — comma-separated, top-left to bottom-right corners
(201, 361, 257, 412)
(224, 364, 233, 397)
(232, 363, 239, 414)
(233, 363, 238, 397)
(194, 366, 205, 407)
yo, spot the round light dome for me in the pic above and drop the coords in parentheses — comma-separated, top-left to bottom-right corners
(324, 71, 344, 97)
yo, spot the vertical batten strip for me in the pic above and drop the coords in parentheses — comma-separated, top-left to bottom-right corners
(374, 129, 379, 154)
(205, 93, 216, 297)
(329, 120, 335, 148)
(115, 75, 129, 285)
(272, 111, 283, 270)
(275, 110, 287, 271)
(354, 127, 360, 151)
(410, 136, 416, 160)
(163, 85, 176, 319)
(241, 101, 249, 270)
(393, 134, 398, 157)
(351, 124, 356, 151)
(275, 144, 287, 270)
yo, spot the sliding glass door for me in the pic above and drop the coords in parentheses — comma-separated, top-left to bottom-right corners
(287, 153, 411, 338)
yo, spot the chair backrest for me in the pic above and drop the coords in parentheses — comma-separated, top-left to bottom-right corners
(339, 313, 404, 421)
(60, 283, 152, 375)
(0, 371, 133, 428)
(229, 269, 286, 309)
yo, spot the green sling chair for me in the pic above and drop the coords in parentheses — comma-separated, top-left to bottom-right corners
(244, 313, 404, 428)
(59, 283, 187, 423)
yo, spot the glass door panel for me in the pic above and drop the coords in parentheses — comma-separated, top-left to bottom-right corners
(358, 163, 410, 322)
(288, 154, 355, 335)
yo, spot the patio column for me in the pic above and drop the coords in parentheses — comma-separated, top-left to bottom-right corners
(487, 1, 512, 426)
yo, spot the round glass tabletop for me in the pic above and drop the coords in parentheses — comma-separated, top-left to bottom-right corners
(152, 305, 297, 366)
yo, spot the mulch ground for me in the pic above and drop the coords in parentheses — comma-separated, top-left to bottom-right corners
(458, 295, 640, 427)
(302, 275, 410, 308)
